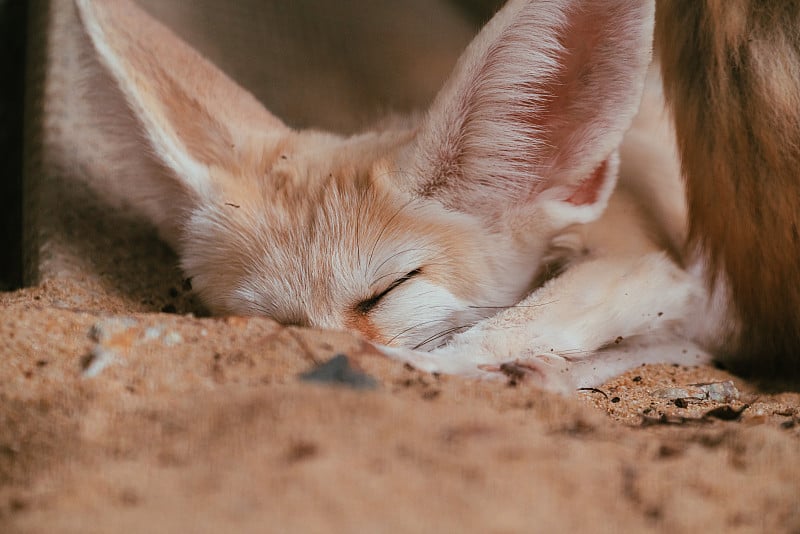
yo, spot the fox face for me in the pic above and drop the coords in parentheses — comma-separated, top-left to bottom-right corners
(177, 128, 552, 349)
(179, 130, 525, 348)
(77, 0, 654, 350)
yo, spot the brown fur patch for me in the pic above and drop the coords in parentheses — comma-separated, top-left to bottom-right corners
(656, 0, 800, 376)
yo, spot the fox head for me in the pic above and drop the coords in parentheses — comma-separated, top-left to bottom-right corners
(77, 0, 654, 349)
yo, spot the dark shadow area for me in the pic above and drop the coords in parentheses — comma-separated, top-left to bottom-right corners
(0, 0, 26, 291)
(41, 174, 207, 316)
(450, 0, 506, 26)
(713, 359, 800, 394)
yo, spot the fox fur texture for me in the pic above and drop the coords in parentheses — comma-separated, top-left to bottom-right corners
(656, 1, 800, 378)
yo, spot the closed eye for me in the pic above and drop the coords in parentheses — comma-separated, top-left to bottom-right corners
(356, 268, 422, 315)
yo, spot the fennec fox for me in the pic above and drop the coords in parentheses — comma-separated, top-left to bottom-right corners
(77, 0, 783, 393)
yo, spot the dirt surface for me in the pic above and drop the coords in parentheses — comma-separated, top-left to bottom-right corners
(2, 272, 799, 533)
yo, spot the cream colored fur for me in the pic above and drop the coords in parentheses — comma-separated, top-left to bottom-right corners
(76, 0, 734, 393)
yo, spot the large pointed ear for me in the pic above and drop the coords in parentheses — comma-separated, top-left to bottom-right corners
(76, 0, 289, 237)
(402, 0, 654, 229)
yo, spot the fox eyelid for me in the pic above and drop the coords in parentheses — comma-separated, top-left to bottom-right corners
(356, 268, 422, 315)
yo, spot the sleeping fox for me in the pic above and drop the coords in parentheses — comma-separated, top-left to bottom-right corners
(76, 0, 799, 392)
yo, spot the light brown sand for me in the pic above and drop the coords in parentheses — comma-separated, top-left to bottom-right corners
(2, 274, 798, 533)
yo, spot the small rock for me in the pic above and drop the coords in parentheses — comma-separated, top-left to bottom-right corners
(299, 354, 378, 390)
(144, 326, 163, 341)
(652, 386, 706, 401)
(82, 345, 116, 378)
(163, 331, 183, 346)
(652, 381, 739, 403)
(695, 381, 739, 402)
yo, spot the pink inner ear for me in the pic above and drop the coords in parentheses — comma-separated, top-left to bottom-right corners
(565, 159, 608, 206)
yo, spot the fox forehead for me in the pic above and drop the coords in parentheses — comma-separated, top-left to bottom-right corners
(178, 129, 496, 326)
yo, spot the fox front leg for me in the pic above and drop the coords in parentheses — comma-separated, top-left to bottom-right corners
(381, 252, 713, 394)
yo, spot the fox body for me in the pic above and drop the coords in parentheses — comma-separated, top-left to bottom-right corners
(76, 0, 796, 392)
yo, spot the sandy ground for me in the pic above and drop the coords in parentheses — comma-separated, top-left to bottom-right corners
(1, 261, 799, 533)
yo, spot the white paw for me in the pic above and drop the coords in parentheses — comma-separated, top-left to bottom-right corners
(379, 343, 582, 394)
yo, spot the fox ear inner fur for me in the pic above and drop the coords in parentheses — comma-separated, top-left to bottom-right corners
(400, 0, 654, 230)
(75, 0, 289, 244)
